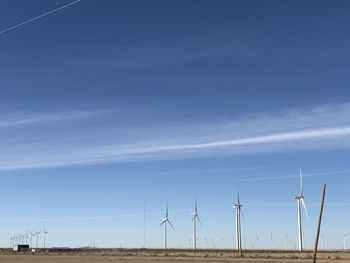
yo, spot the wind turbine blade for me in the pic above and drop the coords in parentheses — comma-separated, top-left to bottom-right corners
(168, 220, 175, 231)
(241, 209, 246, 221)
(160, 220, 166, 226)
(300, 167, 303, 195)
(195, 198, 198, 213)
(197, 215, 202, 227)
(301, 197, 309, 221)
(166, 203, 168, 218)
(237, 190, 240, 205)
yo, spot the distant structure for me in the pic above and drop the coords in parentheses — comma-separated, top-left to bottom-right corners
(43, 228, 48, 248)
(233, 192, 243, 254)
(285, 233, 289, 249)
(160, 204, 175, 249)
(13, 244, 29, 252)
(34, 230, 41, 249)
(191, 199, 201, 250)
(294, 168, 309, 251)
(321, 234, 325, 250)
(187, 238, 191, 248)
(269, 234, 273, 249)
(211, 238, 215, 249)
(344, 233, 347, 250)
(255, 234, 260, 249)
(29, 232, 34, 248)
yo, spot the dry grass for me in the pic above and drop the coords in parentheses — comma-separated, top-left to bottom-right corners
(0, 249, 348, 262)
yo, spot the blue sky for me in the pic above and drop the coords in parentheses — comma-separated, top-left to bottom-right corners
(0, 0, 350, 249)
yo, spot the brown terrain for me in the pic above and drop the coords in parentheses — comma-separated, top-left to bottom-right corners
(0, 249, 349, 262)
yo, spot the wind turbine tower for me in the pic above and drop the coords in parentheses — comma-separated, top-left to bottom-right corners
(255, 234, 260, 249)
(294, 167, 309, 251)
(191, 199, 201, 250)
(43, 228, 48, 248)
(233, 192, 243, 252)
(270, 234, 273, 249)
(29, 232, 34, 248)
(34, 230, 41, 249)
(160, 204, 175, 249)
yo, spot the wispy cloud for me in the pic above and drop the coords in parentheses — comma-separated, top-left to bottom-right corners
(0, 103, 350, 170)
(0, 110, 103, 128)
(235, 169, 350, 183)
(94, 35, 259, 71)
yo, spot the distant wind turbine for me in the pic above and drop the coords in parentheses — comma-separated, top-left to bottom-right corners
(187, 238, 191, 248)
(344, 233, 347, 250)
(34, 230, 41, 249)
(255, 234, 260, 249)
(25, 232, 30, 244)
(192, 199, 201, 250)
(29, 232, 34, 248)
(269, 234, 273, 249)
(160, 204, 175, 249)
(321, 234, 325, 250)
(43, 228, 48, 248)
(204, 238, 208, 248)
(233, 191, 243, 253)
(294, 167, 309, 251)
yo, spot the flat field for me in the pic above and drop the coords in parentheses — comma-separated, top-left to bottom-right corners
(0, 255, 347, 263)
(0, 249, 349, 263)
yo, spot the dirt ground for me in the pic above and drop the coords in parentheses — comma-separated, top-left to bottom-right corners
(0, 255, 347, 263)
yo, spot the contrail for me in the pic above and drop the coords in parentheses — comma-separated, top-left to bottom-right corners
(154, 126, 350, 152)
(0, 0, 81, 35)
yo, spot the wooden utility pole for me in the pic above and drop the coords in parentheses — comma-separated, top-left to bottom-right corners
(313, 184, 326, 263)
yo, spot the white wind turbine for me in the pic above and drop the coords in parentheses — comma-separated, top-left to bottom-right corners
(29, 232, 34, 248)
(34, 230, 41, 249)
(255, 234, 260, 249)
(25, 232, 29, 244)
(233, 192, 243, 252)
(191, 199, 202, 250)
(160, 204, 175, 249)
(294, 167, 309, 251)
(43, 228, 48, 248)
(211, 238, 215, 249)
